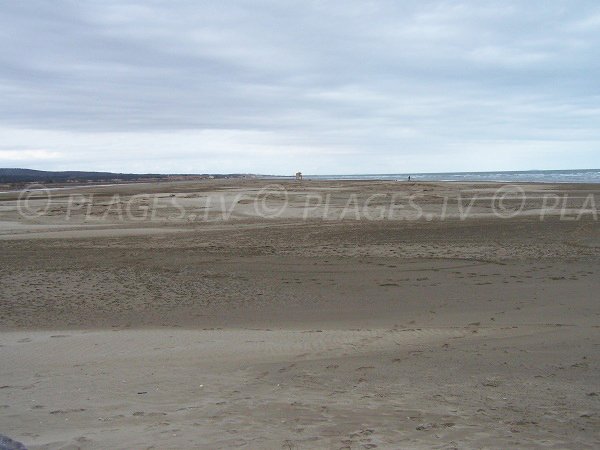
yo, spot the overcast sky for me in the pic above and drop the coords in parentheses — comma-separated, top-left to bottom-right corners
(1, 1, 599, 174)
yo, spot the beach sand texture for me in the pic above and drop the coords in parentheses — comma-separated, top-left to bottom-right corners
(1, 180, 599, 449)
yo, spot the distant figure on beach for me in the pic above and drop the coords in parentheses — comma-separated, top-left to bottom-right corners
(408, 175, 411, 182)
(295, 171, 303, 181)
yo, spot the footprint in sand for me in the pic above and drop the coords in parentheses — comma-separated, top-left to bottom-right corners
(49, 408, 86, 414)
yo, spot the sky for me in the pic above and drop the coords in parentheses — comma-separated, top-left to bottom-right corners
(0, 0, 599, 175)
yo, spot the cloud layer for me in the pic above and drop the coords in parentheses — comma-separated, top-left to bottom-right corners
(1, 0, 599, 173)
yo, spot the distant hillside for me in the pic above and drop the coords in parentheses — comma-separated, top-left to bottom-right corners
(0, 168, 252, 184)
(0, 168, 167, 183)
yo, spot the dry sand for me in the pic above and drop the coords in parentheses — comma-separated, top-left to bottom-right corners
(1, 180, 599, 449)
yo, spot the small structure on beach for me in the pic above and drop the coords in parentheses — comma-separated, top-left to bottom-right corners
(295, 171, 303, 181)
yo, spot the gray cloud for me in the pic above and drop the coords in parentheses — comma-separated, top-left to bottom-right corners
(0, 0, 599, 173)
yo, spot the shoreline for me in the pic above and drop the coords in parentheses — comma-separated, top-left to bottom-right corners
(2, 176, 600, 195)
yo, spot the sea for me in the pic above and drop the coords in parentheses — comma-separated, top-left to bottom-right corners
(304, 169, 600, 184)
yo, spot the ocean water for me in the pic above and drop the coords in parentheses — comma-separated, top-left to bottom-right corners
(306, 169, 600, 183)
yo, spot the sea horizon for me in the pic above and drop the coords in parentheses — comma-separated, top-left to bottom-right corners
(299, 168, 600, 183)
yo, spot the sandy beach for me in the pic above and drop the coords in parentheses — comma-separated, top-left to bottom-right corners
(1, 180, 599, 449)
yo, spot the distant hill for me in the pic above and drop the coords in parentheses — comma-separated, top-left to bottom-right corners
(0, 168, 251, 183)
(0, 168, 166, 183)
